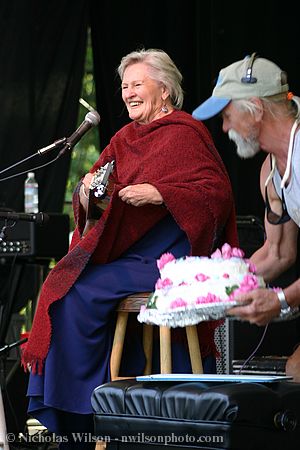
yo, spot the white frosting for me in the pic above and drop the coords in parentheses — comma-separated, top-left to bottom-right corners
(148, 252, 265, 314)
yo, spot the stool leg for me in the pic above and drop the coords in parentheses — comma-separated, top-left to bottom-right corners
(186, 325, 203, 373)
(142, 324, 153, 375)
(160, 326, 172, 373)
(110, 311, 128, 380)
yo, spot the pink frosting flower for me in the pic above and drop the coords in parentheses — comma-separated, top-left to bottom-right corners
(155, 277, 173, 290)
(211, 243, 244, 260)
(221, 243, 233, 259)
(157, 252, 176, 270)
(195, 273, 209, 282)
(211, 248, 222, 259)
(228, 293, 239, 301)
(230, 274, 259, 298)
(196, 293, 221, 304)
(240, 274, 259, 290)
(170, 298, 188, 309)
(231, 247, 245, 258)
(247, 262, 257, 274)
(223, 273, 230, 278)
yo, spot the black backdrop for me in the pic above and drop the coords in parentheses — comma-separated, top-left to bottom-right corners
(1, 0, 299, 221)
(1, 1, 300, 431)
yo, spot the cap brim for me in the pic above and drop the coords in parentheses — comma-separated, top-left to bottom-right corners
(192, 96, 230, 120)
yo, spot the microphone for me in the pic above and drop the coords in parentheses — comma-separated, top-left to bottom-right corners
(66, 110, 100, 149)
(0, 211, 49, 224)
(37, 110, 100, 156)
(37, 137, 67, 155)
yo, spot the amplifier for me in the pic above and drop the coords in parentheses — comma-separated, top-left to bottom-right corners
(232, 356, 287, 376)
(0, 213, 70, 260)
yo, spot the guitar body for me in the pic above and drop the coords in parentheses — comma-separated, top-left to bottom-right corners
(82, 161, 115, 237)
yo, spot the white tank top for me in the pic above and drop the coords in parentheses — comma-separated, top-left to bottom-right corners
(273, 131, 300, 226)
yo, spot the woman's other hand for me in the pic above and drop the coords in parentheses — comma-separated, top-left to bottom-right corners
(119, 183, 163, 206)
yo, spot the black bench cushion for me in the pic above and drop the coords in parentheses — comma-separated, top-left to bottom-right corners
(92, 379, 286, 425)
(91, 379, 300, 449)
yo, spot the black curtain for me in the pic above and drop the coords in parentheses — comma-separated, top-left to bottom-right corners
(0, 0, 89, 213)
(201, 1, 300, 219)
(90, 0, 210, 149)
(91, 0, 300, 220)
(1, 0, 300, 432)
(0, 0, 299, 219)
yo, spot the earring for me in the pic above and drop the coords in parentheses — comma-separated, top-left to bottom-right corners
(161, 103, 168, 113)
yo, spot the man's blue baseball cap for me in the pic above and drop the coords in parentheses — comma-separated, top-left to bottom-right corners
(192, 54, 289, 120)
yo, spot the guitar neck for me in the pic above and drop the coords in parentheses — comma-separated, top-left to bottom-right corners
(84, 160, 115, 227)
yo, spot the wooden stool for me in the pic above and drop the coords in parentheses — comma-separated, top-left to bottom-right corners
(110, 292, 203, 380)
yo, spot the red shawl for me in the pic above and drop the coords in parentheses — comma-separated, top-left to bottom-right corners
(22, 110, 238, 373)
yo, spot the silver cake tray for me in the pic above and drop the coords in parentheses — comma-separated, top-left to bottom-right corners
(137, 302, 300, 327)
(137, 301, 238, 327)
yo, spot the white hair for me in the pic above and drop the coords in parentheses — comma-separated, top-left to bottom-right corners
(231, 94, 300, 120)
(117, 48, 184, 109)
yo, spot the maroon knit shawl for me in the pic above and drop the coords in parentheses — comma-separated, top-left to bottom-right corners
(22, 110, 238, 373)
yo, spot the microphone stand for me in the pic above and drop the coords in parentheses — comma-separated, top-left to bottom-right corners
(0, 136, 70, 449)
(0, 137, 67, 178)
(0, 339, 27, 450)
(0, 339, 28, 387)
(0, 338, 28, 358)
(0, 110, 100, 182)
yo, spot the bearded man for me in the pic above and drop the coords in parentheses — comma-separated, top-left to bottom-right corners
(193, 53, 300, 381)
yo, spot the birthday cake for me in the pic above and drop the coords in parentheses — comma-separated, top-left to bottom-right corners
(137, 243, 266, 327)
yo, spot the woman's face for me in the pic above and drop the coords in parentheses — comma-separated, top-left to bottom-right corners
(121, 62, 168, 124)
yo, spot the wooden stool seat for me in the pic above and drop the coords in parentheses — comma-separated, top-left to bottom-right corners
(110, 293, 203, 380)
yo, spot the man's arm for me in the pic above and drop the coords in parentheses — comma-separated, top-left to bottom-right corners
(251, 156, 298, 282)
(227, 156, 299, 325)
(251, 220, 298, 282)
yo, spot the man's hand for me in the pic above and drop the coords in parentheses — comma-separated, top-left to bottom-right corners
(118, 183, 163, 206)
(227, 288, 281, 326)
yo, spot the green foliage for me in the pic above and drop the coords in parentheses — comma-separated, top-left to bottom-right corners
(63, 28, 99, 230)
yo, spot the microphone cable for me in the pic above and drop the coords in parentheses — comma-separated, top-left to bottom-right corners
(0, 110, 100, 182)
(0, 150, 63, 182)
(238, 323, 269, 375)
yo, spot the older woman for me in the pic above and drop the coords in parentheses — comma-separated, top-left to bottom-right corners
(23, 48, 238, 448)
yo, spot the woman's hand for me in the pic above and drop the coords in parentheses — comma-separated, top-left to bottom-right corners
(79, 173, 94, 209)
(118, 183, 163, 207)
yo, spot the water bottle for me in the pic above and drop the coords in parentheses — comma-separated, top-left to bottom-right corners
(24, 172, 39, 213)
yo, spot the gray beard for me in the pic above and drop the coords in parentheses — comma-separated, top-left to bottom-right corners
(228, 129, 260, 159)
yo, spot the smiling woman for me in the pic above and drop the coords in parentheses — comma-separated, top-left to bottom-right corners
(121, 64, 173, 124)
(23, 48, 238, 450)
(119, 49, 183, 125)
